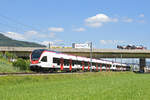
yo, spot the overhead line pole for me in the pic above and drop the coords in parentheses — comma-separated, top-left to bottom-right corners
(90, 42, 92, 72)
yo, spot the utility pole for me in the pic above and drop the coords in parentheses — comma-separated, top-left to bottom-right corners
(90, 42, 92, 72)
(121, 54, 122, 71)
(48, 42, 51, 49)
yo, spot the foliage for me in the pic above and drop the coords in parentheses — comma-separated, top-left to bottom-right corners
(0, 52, 3, 58)
(12, 59, 30, 70)
(5, 51, 17, 60)
(0, 51, 30, 72)
(0, 58, 20, 72)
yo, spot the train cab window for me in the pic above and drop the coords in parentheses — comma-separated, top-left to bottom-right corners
(41, 56, 47, 62)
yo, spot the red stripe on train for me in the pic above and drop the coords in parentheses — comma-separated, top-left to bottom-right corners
(69, 59, 72, 71)
(60, 58, 64, 71)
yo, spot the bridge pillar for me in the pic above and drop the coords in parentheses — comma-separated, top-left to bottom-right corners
(139, 58, 146, 73)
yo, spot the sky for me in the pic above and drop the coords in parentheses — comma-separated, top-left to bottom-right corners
(0, 0, 150, 49)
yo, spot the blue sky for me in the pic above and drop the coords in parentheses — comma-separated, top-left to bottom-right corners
(0, 0, 149, 49)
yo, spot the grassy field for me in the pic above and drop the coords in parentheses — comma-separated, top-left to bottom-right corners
(0, 72, 150, 100)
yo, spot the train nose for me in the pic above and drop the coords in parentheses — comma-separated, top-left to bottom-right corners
(31, 60, 39, 64)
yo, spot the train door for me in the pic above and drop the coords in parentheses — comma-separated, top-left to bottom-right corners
(40, 56, 50, 67)
(82, 61, 84, 71)
(96, 63, 98, 71)
(60, 58, 64, 71)
(88, 62, 90, 71)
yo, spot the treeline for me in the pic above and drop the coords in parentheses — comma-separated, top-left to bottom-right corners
(0, 52, 30, 71)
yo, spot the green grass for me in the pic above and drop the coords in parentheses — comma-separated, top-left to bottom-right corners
(0, 72, 150, 100)
(0, 58, 20, 73)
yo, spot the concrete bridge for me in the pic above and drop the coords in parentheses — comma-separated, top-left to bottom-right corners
(1, 47, 150, 72)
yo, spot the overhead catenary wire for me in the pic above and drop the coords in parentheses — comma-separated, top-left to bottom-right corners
(0, 13, 48, 35)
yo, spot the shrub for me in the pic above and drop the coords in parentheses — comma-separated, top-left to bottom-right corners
(0, 52, 3, 58)
(12, 59, 30, 70)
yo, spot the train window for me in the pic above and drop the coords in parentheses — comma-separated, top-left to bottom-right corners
(64, 59, 69, 66)
(93, 63, 96, 66)
(77, 61, 82, 65)
(41, 56, 47, 62)
(102, 64, 106, 67)
(53, 58, 57, 63)
(53, 58, 60, 65)
(85, 62, 88, 66)
(72, 60, 75, 66)
(73, 60, 77, 65)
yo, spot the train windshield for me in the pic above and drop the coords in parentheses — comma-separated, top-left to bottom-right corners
(31, 49, 45, 60)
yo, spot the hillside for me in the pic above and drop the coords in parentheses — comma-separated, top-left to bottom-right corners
(0, 33, 46, 47)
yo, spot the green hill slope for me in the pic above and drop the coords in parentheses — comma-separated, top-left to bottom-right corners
(0, 33, 46, 47)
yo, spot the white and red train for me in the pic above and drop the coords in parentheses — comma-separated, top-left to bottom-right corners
(30, 49, 130, 72)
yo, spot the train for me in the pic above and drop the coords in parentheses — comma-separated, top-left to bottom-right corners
(30, 49, 130, 72)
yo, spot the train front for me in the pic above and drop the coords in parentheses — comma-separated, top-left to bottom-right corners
(30, 49, 45, 71)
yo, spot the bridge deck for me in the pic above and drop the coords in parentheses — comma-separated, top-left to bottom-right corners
(0, 47, 150, 58)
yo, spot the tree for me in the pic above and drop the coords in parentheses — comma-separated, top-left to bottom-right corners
(12, 58, 30, 70)
(5, 52, 17, 60)
(0, 52, 3, 58)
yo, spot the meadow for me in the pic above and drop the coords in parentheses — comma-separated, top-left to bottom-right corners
(0, 72, 150, 100)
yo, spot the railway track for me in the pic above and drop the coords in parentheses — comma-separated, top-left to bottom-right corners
(0, 72, 37, 76)
(0, 71, 85, 76)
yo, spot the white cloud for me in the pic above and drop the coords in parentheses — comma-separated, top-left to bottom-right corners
(122, 18, 133, 23)
(139, 14, 144, 18)
(111, 18, 118, 22)
(100, 40, 113, 45)
(48, 27, 64, 32)
(40, 41, 54, 46)
(40, 40, 64, 47)
(24, 30, 56, 39)
(4, 32, 26, 41)
(86, 23, 103, 28)
(85, 13, 118, 28)
(137, 20, 145, 23)
(100, 40, 125, 45)
(24, 30, 38, 38)
(49, 32, 56, 38)
(73, 27, 86, 32)
(85, 14, 111, 23)
(2, 29, 57, 43)
(122, 17, 133, 23)
(25, 30, 38, 35)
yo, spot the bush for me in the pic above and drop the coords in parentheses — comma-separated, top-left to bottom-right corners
(12, 59, 30, 70)
(0, 52, 3, 58)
